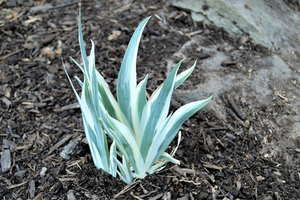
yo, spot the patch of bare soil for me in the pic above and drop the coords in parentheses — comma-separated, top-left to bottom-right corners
(0, 0, 299, 199)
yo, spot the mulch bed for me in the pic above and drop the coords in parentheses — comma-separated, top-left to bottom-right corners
(1, 0, 299, 199)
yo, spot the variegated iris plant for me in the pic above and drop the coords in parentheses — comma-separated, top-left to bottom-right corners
(64, 11, 212, 184)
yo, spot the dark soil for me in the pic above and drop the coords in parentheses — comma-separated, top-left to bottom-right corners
(1, 0, 299, 199)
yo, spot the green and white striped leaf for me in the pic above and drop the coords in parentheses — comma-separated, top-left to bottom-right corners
(117, 16, 151, 135)
(64, 10, 212, 184)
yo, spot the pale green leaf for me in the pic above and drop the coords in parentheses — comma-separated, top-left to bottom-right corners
(70, 57, 84, 73)
(146, 96, 212, 168)
(115, 155, 133, 184)
(174, 60, 196, 89)
(136, 75, 148, 120)
(78, 7, 89, 76)
(106, 113, 146, 176)
(139, 60, 182, 159)
(117, 16, 151, 131)
(109, 140, 117, 177)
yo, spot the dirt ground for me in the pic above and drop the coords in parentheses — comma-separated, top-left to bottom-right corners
(0, 0, 300, 199)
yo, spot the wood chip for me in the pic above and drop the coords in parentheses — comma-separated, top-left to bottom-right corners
(108, 30, 121, 41)
(177, 194, 189, 200)
(41, 47, 54, 56)
(67, 190, 77, 200)
(22, 16, 42, 26)
(1, 97, 11, 107)
(54, 102, 79, 112)
(114, 4, 131, 14)
(256, 175, 265, 181)
(148, 193, 163, 200)
(172, 165, 195, 177)
(196, 53, 211, 60)
(202, 163, 223, 170)
(47, 134, 72, 155)
(58, 177, 77, 182)
(221, 59, 237, 67)
(33, 192, 43, 200)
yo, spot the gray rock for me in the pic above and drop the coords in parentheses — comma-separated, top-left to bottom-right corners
(171, 0, 300, 65)
(40, 167, 47, 177)
(28, 180, 35, 199)
(1, 149, 11, 172)
(167, 35, 300, 140)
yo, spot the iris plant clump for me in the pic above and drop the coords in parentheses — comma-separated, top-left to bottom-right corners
(64, 10, 212, 184)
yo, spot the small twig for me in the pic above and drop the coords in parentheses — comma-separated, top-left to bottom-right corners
(179, 179, 202, 185)
(113, 180, 141, 199)
(10, 12, 25, 23)
(7, 180, 29, 189)
(0, 12, 25, 28)
(139, 189, 158, 198)
(7, 125, 19, 138)
(274, 92, 288, 102)
(0, 48, 25, 61)
(228, 97, 246, 120)
(130, 192, 143, 200)
(226, 108, 249, 128)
